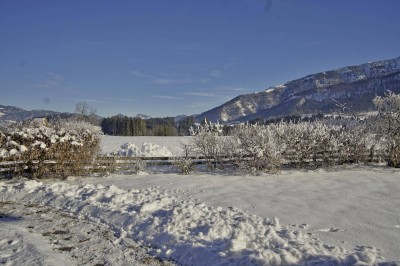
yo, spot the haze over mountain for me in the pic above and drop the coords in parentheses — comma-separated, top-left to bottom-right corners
(196, 56, 400, 123)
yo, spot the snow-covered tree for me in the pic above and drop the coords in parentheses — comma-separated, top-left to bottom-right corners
(189, 119, 224, 136)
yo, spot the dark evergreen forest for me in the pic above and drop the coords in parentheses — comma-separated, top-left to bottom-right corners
(101, 115, 196, 136)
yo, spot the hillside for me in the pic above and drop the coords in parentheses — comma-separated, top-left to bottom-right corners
(0, 105, 69, 123)
(196, 56, 400, 122)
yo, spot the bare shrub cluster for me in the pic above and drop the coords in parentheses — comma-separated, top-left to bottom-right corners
(278, 121, 372, 167)
(191, 132, 229, 169)
(119, 158, 147, 174)
(190, 120, 373, 174)
(228, 124, 285, 174)
(173, 143, 196, 174)
(0, 119, 101, 178)
(373, 91, 400, 167)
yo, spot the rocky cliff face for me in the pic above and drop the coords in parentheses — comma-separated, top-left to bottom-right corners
(196, 56, 400, 123)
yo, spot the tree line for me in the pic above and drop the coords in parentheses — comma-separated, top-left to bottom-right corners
(100, 115, 196, 136)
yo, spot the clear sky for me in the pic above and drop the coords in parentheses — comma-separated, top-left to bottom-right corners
(1, 0, 400, 118)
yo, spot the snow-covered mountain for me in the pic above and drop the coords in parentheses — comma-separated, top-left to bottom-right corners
(196, 56, 400, 123)
(0, 105, 70, 123)
(135, 113, 152, 120)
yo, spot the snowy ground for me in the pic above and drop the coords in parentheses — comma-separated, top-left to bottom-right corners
(1, 136, 400, 265)
(0, 201, 174, 266)
(86, 165, 400, 262)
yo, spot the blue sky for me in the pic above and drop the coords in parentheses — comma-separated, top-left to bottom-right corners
(1, 0, 400, 118)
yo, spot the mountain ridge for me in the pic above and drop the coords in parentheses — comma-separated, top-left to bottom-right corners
(0, 105, 69, 122)
(196, 56, 400, 123)
(2, 56, 400, 124)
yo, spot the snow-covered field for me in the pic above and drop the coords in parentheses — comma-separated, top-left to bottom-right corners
(1, 136, 400, 265)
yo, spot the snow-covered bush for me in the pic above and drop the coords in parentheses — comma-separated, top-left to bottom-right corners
(173, 143, 196, 174)
(191, 131, 228, 169)
(278, 121, 372, 167)
(330, 123, 372, 164)
(228, 124, 284, 173)
(0, 119, 101, 178)
(119, 159, 147, 174)
(373, 91, 400, 167)
(173, 157, 196, 174)
(190, 120, 373, 174)
(277, 121, 332, 167)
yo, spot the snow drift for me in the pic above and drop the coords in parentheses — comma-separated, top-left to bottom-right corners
(109, 142, 173, 157)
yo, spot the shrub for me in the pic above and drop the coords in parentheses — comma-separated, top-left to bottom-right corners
(277, 121, 332, 167)
(191, 132, 227, 169)
(229, 124, 284, 174)
(0, 119, 101, 178)
(373, 91, 400, 167)
(120, 159, 147, 174)
(173, 143, 196, 174)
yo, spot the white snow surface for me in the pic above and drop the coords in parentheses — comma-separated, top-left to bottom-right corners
(109, 142, 173, 157)
(0, 219, 72, 266)
(100, 136, 190, 156)
(83, 165, 400, 264)
(0, 200, 168, 266)
(2, 166, 399, 265)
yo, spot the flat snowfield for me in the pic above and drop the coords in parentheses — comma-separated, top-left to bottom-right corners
(1, 136, 400, 265)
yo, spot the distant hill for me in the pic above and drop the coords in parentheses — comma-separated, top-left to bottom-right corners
(196, 56, 400, 123)
(0, 105, 72, 123)
(174, 115, 190, 122)
(0, 105, 190, 129)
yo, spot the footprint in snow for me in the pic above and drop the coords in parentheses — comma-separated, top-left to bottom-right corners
(316, 227, 343, 233)
(291, 224, 309, 229)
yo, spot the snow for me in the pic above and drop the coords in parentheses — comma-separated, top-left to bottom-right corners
(266, 84, 286, 93)
(82, 164, 400, 263)
(100, 135, 190, 156)
(0, 221, 72, 266)
(1, 136, 400, 265)
(0, 121, 101, 159)
(109, 142, 173, 157)
(0, 201, 168, 266)
(1, 176, 390, 265)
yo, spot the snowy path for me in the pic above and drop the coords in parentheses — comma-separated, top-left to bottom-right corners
(0, 215, 72, 266)
(0, 221, 71, 266)
(0, 201, 174, 266)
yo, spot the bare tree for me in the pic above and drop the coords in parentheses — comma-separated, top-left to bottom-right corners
(75, 102, 98, 125)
